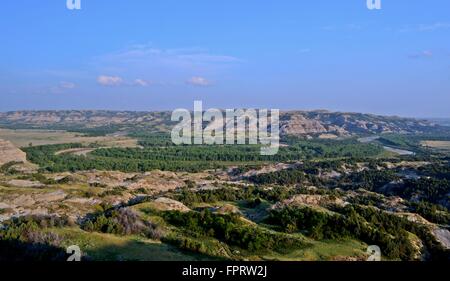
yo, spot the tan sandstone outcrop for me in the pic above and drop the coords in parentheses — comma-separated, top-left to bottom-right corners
(0, 139, 27, 166)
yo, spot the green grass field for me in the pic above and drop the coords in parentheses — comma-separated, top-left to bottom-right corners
(261, 239, 368, 261)
(49, 227, 216, 261)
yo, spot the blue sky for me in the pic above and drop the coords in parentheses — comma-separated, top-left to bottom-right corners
(0, 0, 449, 117)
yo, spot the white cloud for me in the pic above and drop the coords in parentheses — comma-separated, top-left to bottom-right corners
(97, 75, 124, 86)
(186, 76, 212, 87)
(91, 45, 240, 87)
(132, 79, 150, 87)
(96, 76, 153, 87)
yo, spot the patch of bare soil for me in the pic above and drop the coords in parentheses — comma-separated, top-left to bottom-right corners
(330, 256, 365, 261)
(0, 190, 61, 222)
(152, 197, 190, 212)
(0, 139, 27, 165)
(271, 194, 346, 210)
(72, 170, 186, 193)
(34, 190, 67, 202)
(433, 228, 450, 249)
(6, 179, 45, 188)
(214, 204, 242, 215)
(55, 147, 95, 156)
(232, 162, 301, 180)
(64, 197, 100, 205)
(397, 213, 434, 226)
(319, 170, 342, 179)
(383, 161, 430, 169)
(126, 171, 183, 193)
(422, 141, 450, 151)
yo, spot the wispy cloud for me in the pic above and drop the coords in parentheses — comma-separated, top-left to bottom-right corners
(95, 44, 240, 70)
(186, 76, 212, 87)
(21, 45, 240, 93)
(92, 44, 240, 87)
(34, 81, 77, 94)
(59, 81, 76, 89)
(97, 75, 124, 86)
(96, 76, 153, 87)
(132, 79, 150, 87)
(399, 22, 450, 32)
(408, 50, 433, 59)
(417, 22, 450, 31)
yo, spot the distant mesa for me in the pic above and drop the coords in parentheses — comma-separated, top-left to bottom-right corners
(0, 110, 446, 138)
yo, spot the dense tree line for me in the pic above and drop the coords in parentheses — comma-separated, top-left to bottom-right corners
(345, 205, 449, 260)
(162, 210, 306, 253)
(335, 168, 450, 209)
(175, 186, 306, 207)
(245, 157, 407, 187)
(401, 178, 450, 206)
(23, 138, 385, 173)
(267, 205, 449, 260)
(410, 202, 450, 225)
(249, 169, 308, 185)
(24, 143, 225, 173)
(129, 132, 183, 147)
(418, 162, 450, 180)
(338, 170, 400, 191)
